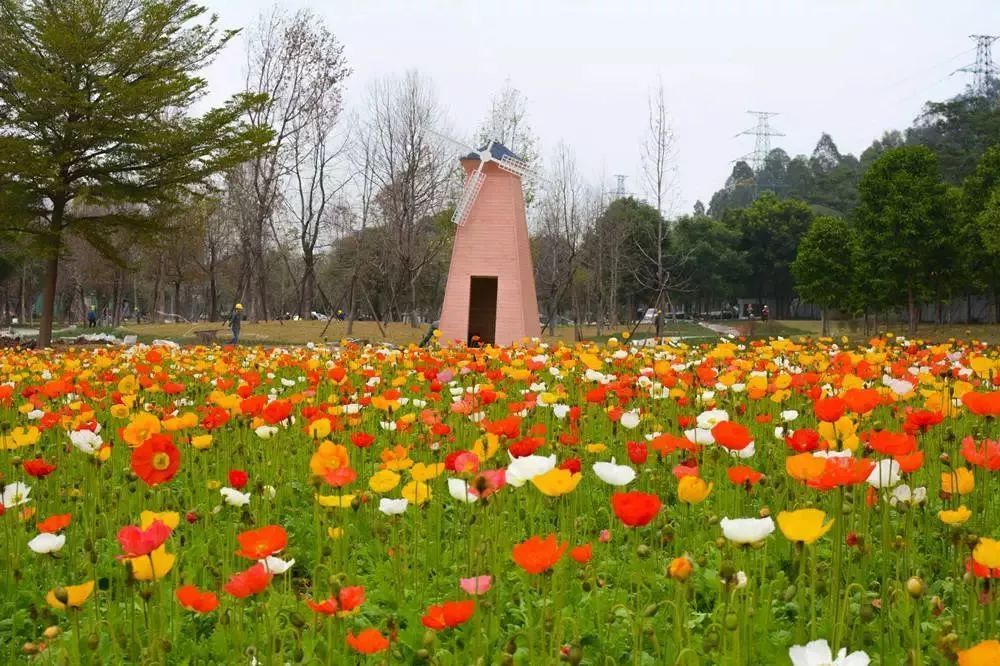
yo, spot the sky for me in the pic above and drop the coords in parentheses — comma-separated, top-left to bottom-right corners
(198, 0, 1000, 213)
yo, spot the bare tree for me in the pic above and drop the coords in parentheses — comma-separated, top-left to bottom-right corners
(476, 78, 540, 204)
(639, 78, 678, 335)
(239, 7, 349, 321)
(360, 71, 453, 326)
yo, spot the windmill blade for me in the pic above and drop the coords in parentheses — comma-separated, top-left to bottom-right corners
(452, 170, 486, 226)
(425, 128, 477, 156)
(496, 154, 539, 180)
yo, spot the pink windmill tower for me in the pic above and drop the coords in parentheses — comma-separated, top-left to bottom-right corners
(434, 134, 541, 346)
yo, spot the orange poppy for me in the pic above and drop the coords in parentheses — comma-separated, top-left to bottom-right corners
(894, 450, 925, 473)
(842, 389, 880, 415)
(421, 600, 475, 630)
(346, 628, 390, 655)
(310, 441, 350, 476)
(785, 453, 826, 481)
(37, 513, 72, 534)
(807, 457, 875, 491)
(235, 525, 288, 559)
(176, 585, 219, 613)
(867, 430, 917, 456)
(962, 391, 1000, 417)
(727, 465, 764, 486)
(512, 534, 568, 574)
(569, 543, 593, 564)
(130, 434, 180, 486)
(711, 421, 753, 451)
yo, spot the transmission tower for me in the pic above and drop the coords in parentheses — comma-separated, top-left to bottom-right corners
(613, 174, 628, 199)
(954, 34, 999, 96)
(735, 111, 784, 173)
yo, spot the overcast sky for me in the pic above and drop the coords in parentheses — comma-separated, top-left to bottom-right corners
(199, 0, 999, 213)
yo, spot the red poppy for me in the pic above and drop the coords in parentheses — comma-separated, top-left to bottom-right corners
(240, 395, 267, 417)
(306, 585, 365, 615)
(842, 389, 880, 415)
(611, 491, 662, 527)
(807, 457, 875, 490)
(966, 556, 1000, 579)
(261, 399, 293, 424)
(235, 525, 288, 559)
(894, 450, 925, 473)
(228, 469, 248, 490)
(224, 563, 273, 598)
(117, 520, 172, 559)
(962, 391, 1000, 417)
(903, 409, 943, 434)
(711, 421, 753, 451)
(306, 598, 339, 615)
(176, 585, 219, 613)
(649, 433, 698, 457)
(23, 457, 57, 478)
(200, 407, 229, 430)
(627, 441, 649, 464)
(814, 397, 846, 422)
(785, 429, 821, 453)
(867, 430, 917, 456)
(569, 543, 593, 564)
(324, 466, 357, 488)
(351, 432, 375, 448)
(512, 534, 568, 574)
(131, 434, 181, 486)
(346, 628, 390, 655)
(508, 436, 544, 458)
(727, 465, 764, 487)
(559, 458, 582, 474)
(961, 436, 1000, 471)
(421, 600, 475, 630)
(672, 462, 699, 479)
(37, 513, 72, 533)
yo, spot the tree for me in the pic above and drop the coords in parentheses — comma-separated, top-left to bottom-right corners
(963, 146, 1000, 322)
(723, 193, 814, 318)
(0, 0, 269, 346)
(853, 146, 953, 335)
(476, 79, 539, 204)
(908, 93, 1000, 184)
(791, 217, 856, 335)
(672, 214, 747, 315)
(237, 8, 349, 321)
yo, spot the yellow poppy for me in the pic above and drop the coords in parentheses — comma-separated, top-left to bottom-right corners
(191, 434, 213, 450)
(46, 581, 95, 610)
(677, 476, 713, 504)
(586, 443, 607, 454)
(959, 639, 1000, 666)
(307, 418, 332, 440)
(316, 494, 356, 509)
(531, 468, 581, 497)
(140, 511, 180, 530)
(368, 469, 401, 493)
(0, 426, 40, 450)
(938, 506, 972, 525)
(471, 433, 500, 461)
(327, 527, 344, 539)
(122, 413, 161, 448)
(410, 462, 445, 482)
(942, 468, 975, 495)
(126, 547, 175, 581)
(109, 404, 130, 419)
(401, 481, 432, 505)
(973, 538, 1000, 569)
(776, 509, 834, 545)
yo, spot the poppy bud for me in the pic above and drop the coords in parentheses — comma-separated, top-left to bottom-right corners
(415, 649, 430, 661)
(22, 642, 38, 655)
(906, 576, 924, 598)
(87, 633, 100, 650)
(636, 544, 650, 558)
(43, 626, 61, 640)
(859, 603, 876, 622)
(643, 603, 660, 617)
(53, 587, 69, 605)
(724, 613, 739, 630)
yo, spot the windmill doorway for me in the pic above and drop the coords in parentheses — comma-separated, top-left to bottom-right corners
(467, 276, 498, 346)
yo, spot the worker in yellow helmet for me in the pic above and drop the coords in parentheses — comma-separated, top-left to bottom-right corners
(229, 303, 244, 345)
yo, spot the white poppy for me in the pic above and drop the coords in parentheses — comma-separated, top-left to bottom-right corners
(781, 410, 799, 422)
(789, 639, 870, 666)
(684, 428, 715, 445)
(254, 425, 278, 439)
(592, 458, 636, 486)
(26, 409, 44, 420)
(728, 440, 756, 459)
(379, 421, 397, 431)
(260, 556, 295, 574)
(882, 375, 914, 396)
(28, 533, 65, 554)
(220, 487, 251, 506)
(379, 498, 409, 514)
(719, 517, 775, 544)
(866, 459, 901, 489)
(552, 404, 570, 420)
(69, 429, 102, 455)
(619, 410, 641, 430)
(447, 479, 479, 503)
(734, 571, 748, 589)
(505, 454, 557, 487)
(813, 449, 853, 459)
(2, 482, 31, 508)
(696, 409, 729, 430)
(890, 484, 927, 506)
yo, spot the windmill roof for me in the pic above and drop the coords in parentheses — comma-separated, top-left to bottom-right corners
(461, 141, 519, 162)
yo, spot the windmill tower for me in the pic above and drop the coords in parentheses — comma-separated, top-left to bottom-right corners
(432, 132, 541, 346)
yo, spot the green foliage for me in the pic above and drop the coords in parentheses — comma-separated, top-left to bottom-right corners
(907, 93, 1000, 184)
(791, 216, 856, 312)
(0, 0, 271, 341)
(853, 146, 954, 322)
(672, 213, 747, 308)
(722, 193, 814, 314)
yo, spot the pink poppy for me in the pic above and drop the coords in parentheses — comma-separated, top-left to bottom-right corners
(459, 575, 493, 595)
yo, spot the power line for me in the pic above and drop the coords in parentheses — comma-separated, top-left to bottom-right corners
(734, 110, 785, 173)
(953, 34, 999, 96)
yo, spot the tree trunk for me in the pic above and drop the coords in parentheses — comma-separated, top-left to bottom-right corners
(300, 252, 315, 320)
(821, 308, 828, 337)
(907, 286, 917, 336)
(20, 265, 27, 324)
(37, 205, 65, 348)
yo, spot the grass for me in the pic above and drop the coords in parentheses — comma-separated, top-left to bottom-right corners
(775, 319, 1000, 345)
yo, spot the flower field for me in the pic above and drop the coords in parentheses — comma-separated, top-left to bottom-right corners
(1, 336, 999, 665)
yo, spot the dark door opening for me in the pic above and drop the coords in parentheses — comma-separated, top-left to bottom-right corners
(467, 276, 498, 346)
